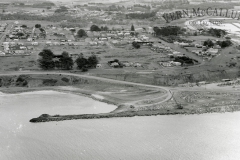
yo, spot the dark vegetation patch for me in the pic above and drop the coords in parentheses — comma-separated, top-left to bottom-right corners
(42, 79, 58, 86)
(61, 77, 69, 83)
(16, 75, 29, 87)
(174, 56, 198, 65)
(72, 77, 79, 84)
(0, 77, 14, 87)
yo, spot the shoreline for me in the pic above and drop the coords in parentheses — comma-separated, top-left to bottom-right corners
(0, 73, 239, 123)
(4, 88, 240, 123)
(30, 105, 240, 123)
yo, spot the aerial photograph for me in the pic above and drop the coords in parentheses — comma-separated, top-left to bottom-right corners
(0, 0, 240, 159)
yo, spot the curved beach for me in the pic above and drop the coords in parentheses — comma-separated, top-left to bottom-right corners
(1, 91, 240, 160)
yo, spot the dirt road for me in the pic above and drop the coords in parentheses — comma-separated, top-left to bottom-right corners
(0, 71, 173, 105)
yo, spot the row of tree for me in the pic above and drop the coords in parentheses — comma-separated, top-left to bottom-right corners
(153, 26, 185, 36)
(203, 39, 232, 48)
(90, 25, 109, 32)
(38, 49, 99, 71)
(207, 28, 226, 38)
(55, 6, 68, 13)
(133, 4, 151, 10)
(0, 13, 89, 24)
(126, 12, 156, 19)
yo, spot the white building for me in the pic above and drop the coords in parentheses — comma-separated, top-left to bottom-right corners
(0, 51, 5, 56)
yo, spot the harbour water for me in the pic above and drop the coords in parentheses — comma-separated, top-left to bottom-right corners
(1, 91, 240, 160)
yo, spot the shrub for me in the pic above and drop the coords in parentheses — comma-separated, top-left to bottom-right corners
(40, 114, 50, 118)
(61, 77, 69, 83)
(72, 78, 79, 83)
(82, 68, 88, 72)
(22, 81, 28, 86)
(225, 36, 231, 40)
(42, 79, 58, 86)
(132, 42, 140, 49)
(16, 77, 25, 83)
(16, 76, 28, 87)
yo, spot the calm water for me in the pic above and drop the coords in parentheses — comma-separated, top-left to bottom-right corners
(1, 91, 240, 160)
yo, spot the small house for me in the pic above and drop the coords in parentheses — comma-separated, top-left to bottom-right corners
(14, 50, 25, 54)
(96, 64, 102, 68)
(110, 62, 119, 67)
(20, 46, 26, 50)
(32, 42, 38, 46)
(134, 63, 142, 67)
(0, 51, 5, 56)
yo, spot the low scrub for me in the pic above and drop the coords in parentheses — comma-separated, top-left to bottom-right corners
(16, 75, 28, 87)
(61, 77, 69, 83)
(42, 79, 58, 86)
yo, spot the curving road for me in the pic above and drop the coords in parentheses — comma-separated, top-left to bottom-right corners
(0, 71, 173, 106)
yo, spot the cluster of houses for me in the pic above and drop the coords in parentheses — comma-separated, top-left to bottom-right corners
(83, 30, 151, 46)
(45, 41, 89, 46)
(0, 51, 6, 56)
(0, 23, 7, 33)
(173, 40, 220, 57)
(7, 25, 32, 40)
(151, 43, 185, 58)
(159, 61, 181, 67)
(191, 48, 219, 57)
(108, 60, 142, 68)
(87, 31, 131, 39)
(42, 24, 153, 47)
(1, 42, 37, 55)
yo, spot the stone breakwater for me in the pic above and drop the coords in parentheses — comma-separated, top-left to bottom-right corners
(30, 105, 240, 123)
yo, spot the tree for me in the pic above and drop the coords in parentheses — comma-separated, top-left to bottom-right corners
(135, 32, 139, 37)
(217, 40, 232, 48)
(75, 55, 88, 69)
(203, 39, 214, 48)
(153, 26, 159, 33)
(21, 25, 27, 28)
(90, 25, 101, 31)
(59, 51, 73, 70)
(35, 24, 41, 28)
(55, 6, 68, 13)
(131, 24, 135, 31)
(103, 26, 109, 31)
(39, 28, 45, 33)
(132, 42, 140, 49)
(54, 60, 61, 69)
(70, 28, 76, 34)
(77, 29, 87, 38)
(16, 32, 24, 37)
(88, 55, 98, 68)
(38, 49, 55, 70)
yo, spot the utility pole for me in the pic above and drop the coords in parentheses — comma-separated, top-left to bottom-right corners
(171, 92, 183, 109)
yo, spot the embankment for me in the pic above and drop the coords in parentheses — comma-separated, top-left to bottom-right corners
(0, 73, 168, 115)
(30, 105, 240, 123)
(95, 69, 239, 86)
